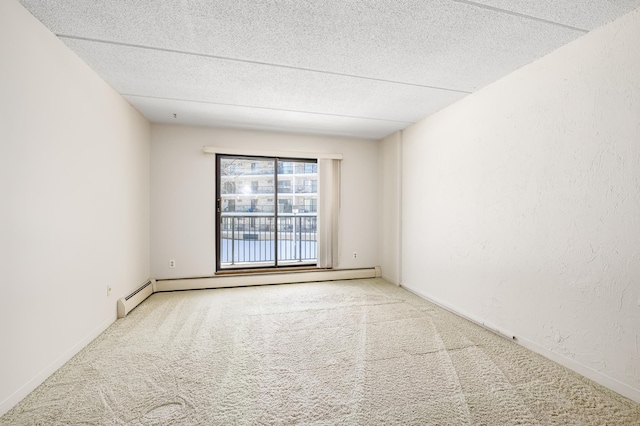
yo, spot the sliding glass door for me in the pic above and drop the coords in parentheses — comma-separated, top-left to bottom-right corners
(216, 155, 318, 270)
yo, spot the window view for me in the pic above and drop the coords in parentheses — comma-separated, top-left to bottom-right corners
(217, 155, 318, 270)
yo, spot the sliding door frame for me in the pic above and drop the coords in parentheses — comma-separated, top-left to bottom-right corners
(215, 154, 318, 272)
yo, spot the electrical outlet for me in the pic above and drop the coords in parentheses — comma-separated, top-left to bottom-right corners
(106, 285, 112, 296)
(169, 259, 176, 268)
(353, 252, 358, 259)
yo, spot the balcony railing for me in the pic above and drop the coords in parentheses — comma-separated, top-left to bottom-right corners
(295, 185, 317, 193)
(219, 215, 317, 267)
(220, 164, 317, 177)
(221, 204, 317, 213)
(221, 185, 274, 194)
(220, 185, 316, 195)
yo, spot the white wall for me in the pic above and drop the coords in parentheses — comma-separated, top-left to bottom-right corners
(378, 132, 402, 284)
(0, 1, 150, 415)
(401, 8, 640, 402)
(151, 124, 379, 279)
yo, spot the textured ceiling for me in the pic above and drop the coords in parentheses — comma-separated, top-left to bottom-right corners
(18, 0, 640, 139)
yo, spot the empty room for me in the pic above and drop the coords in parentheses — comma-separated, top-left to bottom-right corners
(1, 0, 639, 424)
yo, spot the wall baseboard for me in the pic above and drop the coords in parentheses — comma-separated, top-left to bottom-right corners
(0, 314, 117, 417)
(513, 334, 640, 404)
(381, 273, 400, 286)
(400, 284, 640, 404)
(155, 267, 381, 292)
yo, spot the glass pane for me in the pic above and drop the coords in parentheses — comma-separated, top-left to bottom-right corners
(219, 157, 275, 268)
(277, 159, 318, 264)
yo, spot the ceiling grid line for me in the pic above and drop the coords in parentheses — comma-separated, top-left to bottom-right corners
(56, 34, 473, 95)
(450, 0, 590, 33)
(123, 94, 414, 124)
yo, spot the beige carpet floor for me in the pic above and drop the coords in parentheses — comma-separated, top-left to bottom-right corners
(2, 278, 639, 425)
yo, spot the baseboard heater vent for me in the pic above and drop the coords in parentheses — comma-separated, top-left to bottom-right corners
(117, 279, 156, 318)
(155, 267, 381, 292)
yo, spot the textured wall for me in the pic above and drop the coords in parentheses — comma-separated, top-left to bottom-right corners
(0, 0, 150, 416)
(378, 132, 402, 284)
(150, 124, 379, 279)
(401, 8, 640, 401)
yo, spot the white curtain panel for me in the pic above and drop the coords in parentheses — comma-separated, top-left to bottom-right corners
(318, 158, 341, 268)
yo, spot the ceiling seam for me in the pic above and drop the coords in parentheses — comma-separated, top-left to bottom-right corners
(450, 0, 590, 33)
(123, 94, 415, 124)
(56, 34, 472, 95)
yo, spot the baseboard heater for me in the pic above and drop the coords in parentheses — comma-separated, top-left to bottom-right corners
(117, 279, 156, 318)
(116, 268, 380, 317)
(154, 266, 381, 292)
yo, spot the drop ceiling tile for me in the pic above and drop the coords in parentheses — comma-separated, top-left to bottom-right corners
(62, 38, 468, 123)
(23, 0, 585, 91)
(124, 95, 403, 140)
(455, 0, 640, 30)
(18, 0, 640, 138)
